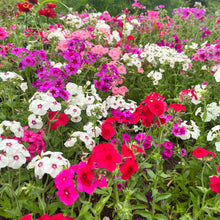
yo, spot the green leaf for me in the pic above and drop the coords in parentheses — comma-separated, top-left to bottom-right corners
(93, 188, 112, 215)
(155, 213, 168, 220)
(78, 202, 92, 218)
(155, 193, 171, 202)
(133, 210, 153, 219)
(147, 169, 156, 179)
(139, 162, 152, 169)
(134, 192, 148, 203)
(46, 202, 61, 216)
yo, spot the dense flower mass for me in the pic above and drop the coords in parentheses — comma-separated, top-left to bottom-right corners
(2, 0, 220, 218)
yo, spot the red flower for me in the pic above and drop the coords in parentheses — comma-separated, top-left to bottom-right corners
(169, 103, 186, 112)
(47, 111, 69, 130)
(36, 214, 51, 220)
(17, 2, 33, 13)
(121, 144, 135, 159)
(210, 176, 220, 193)
(101, 123, 115, 140)
(120, 158, 139, 180)
(39, 8, 57, 19)
(192, 147, 216, 160)
(52, 213, 74, 220)
(127, 35, 135, 40)
(131, 144, 146, 155)
(28, 0, 38, 4)
(15, 214, 32, 220)
(46, 3, 57, 8)
(148, 99, 166, 116)
(92, 143, 122, 172)
(78, 164, 95, 187)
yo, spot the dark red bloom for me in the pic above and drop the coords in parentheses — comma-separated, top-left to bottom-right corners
(46, 3, 57, 8)
(210, 176, 220, 193)
(169, 103, 186, 112)
(38, 8, 57, 19)
(47, 111, 69, 130)
(120, 158, 138, 180)
(17, 2, 33, 13)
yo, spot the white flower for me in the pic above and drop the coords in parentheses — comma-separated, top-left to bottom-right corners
(215, 142, 220, 152)
(0, 71, 24, 81)
(64, 105, 81, 117)
(66, 82, 78, 95)
(71, 116, 82, 123)
(27, 152, 69, 179)
(28, 114, 43, 129)
(214, 69, 220, 82)
(7, 152, 27, 169)
(29, 100, 50, 116)
(49, 101, 62, 112)
(0, 155, 8, 169)
(64, 137, 77, 147)
(20, 82, 28, 92)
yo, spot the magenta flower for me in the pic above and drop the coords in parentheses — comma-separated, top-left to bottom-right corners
(57, 185, 79, 206)
(55, 169, 74, 190)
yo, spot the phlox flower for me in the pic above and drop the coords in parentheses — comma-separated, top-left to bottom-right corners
(55, 169, 74, 189)
(101, 123, 115, 140)
(92, 143, 122, 172)
(210, 176, 220, 193)
(28, 114, 43, 129)
(57, 185, 79, 206)
(192, 147, 216, 160)
(120, 158, 138, 180)
(47, 111, 69, 130)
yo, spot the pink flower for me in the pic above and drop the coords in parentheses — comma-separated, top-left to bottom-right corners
(22, 130, 38, 143)
(117, 65, 126, 74)
(112, 86, 119, 95)
(138, 67, 144, 73)
(55, 169, 74, 189)
(108, 48, 121, 61)
(57, 185, 79, 205)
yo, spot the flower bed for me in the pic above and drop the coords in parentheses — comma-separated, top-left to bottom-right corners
(1, 0, 220, 219)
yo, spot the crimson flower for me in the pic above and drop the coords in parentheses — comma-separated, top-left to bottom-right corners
(192, 147, 216, 160)
(36, 214, 51, 220)
(51, 213, 74, 220)
(46, 3, 57, 8)
(169, 103, 186, 112)
(17, 2, 33, 13)
(121, 144, 135, 160)
(92, 143, 122, 172)
(15, 214, 32, 220)
(210, 176, 220, 193)
(47, 111, 69, 130)
(101, 122, 115, 140)
(120, 158, 139, 180)
(39, 8, 57, 19)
